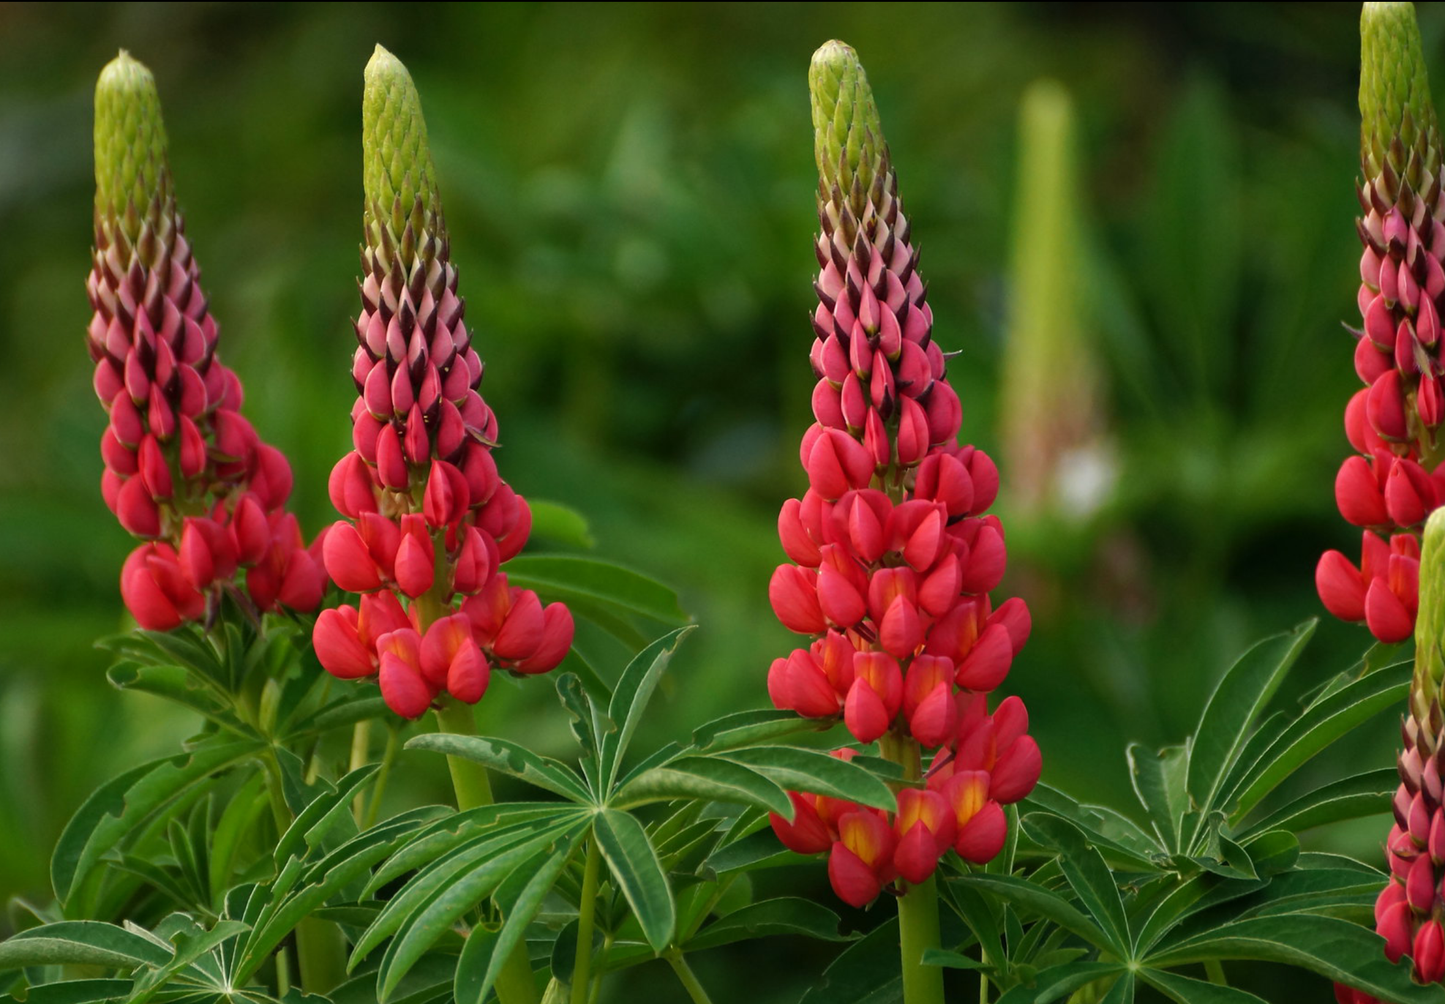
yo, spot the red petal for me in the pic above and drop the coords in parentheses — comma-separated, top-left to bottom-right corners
(314, 606, 375, 679)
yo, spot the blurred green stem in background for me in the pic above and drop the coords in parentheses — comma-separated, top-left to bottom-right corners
(1001, 79, 1111, 527)
(350, 719, 371, 822)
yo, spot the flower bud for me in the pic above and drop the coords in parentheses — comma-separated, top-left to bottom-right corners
(771, 792, 832, 855)
(515, 602, 575, 674)
(315, 606, 375, 679)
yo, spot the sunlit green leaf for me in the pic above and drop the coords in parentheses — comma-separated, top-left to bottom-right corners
(594, 808, 674, 952)
(1185, 621, 1315, 842)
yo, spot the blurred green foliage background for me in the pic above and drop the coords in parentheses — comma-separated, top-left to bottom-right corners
(0, 3, 1435, 999)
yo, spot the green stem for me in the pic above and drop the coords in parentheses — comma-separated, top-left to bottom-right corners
(898, 874, 944, 1004)
(880, 731, 945, 1004)
(570, 836, 602, 1004)
(979, 969, 989, 1004)
(433, 700, 495, 809)
(350, 719, 372, 824)
(275, 944, 291, 997)
(259, 749, 347, 994)
(1204, 960, 1228, 986)
(365, 723, 400, 828)
(432, 699, 536, 1004)
(665, 951, 714, 1004)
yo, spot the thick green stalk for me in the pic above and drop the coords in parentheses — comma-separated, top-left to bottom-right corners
(350, 719, 372, 823)
(260, 748, 347, 994)
(665, 951, 715, 1004)
(433, 698, 496, 809)
(880, 732, 945, 1004)
(365, 723, 400, 828)
(570, 836, 602, 1004)
(432, 699, 536, 1004)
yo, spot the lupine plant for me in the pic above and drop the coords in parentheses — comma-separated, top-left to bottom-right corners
(10, 8, 1445, 1004)
(1319, 1, 1445, 646)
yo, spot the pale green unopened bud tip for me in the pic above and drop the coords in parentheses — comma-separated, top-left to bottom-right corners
(94, 50, 169, 224)
(1415, 508, 1445, 704)
(1360, 2, 1438, 172)
(363, 44, 440, 227)
(809, 40, 885, 196)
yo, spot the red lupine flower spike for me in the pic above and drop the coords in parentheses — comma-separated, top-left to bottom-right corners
(313, 46, 572, 718)
(766, 40, 1039, 903)
(90, 52, 324, 626)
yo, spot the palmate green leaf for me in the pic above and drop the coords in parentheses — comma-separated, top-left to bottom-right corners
(106, 661, 237, 725)
(655, 816, 726, 877)
(406, 733, 592, 804)
(556, 649, 611, 704)
(98, 626, 225, 683)
(273, 765, 380, 869)
(52, 737, 263, 908)
(942, 881, 1005, 969)
(1128, 742, 1189, 853)
(1224, 657, 1410, 822)
(1185, 621, 1315, 844)
(611, 755, 790, 816)
(1238, 828, 1300, 876)
(1131, 871, 1266, 957)
(1101, 972, 1135, 1004)
(683, 897, 852, 952)
(526, 499, 595, 549)
(1238, 768, 1396, 838)
(331, 951, 454, 1004)
(602, 626, 694, 789)
(797, 917, 901, 1004)
(372, 820, 584, 999)
(504, 555, 688, 627)
(648, 800, 704, 851)
(719, 746, 896, 811)
(951, 873, 1112, 950)
(452, 828, 582, 1004)
(1023, 813, 1131, 956)
(699, 827, 793, 878)
(594, 808, 674, 952)
(1147, 914, 1445, 1003)
(1188, 827, 1257, 882)
(0, 920, 171, 971)
(1140, 967, 1267, 1004)
(689, 708, 834, 753)
(918, 949, 988, 971)
(555, 672, 608, 793)
(354, 811, 577, 962)
(236, 807, 447, 984)
(1023, 785, 1161, 868)
(295, 697, 391, 741)
(19, 979, 136, 1003)
(110, 854, 195, 912)
(362, 804, 566, 898)
(127, 918, 250, 1001)
(1230, 865, 1381, 921)
(994, 960, 1124, 1004)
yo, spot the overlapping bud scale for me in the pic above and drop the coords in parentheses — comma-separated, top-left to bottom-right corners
(1319, 2, 1445, 645)
(312, 47, 572, 719)
(88, 52, 325, 630)
(767, 42, 1040, 908)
